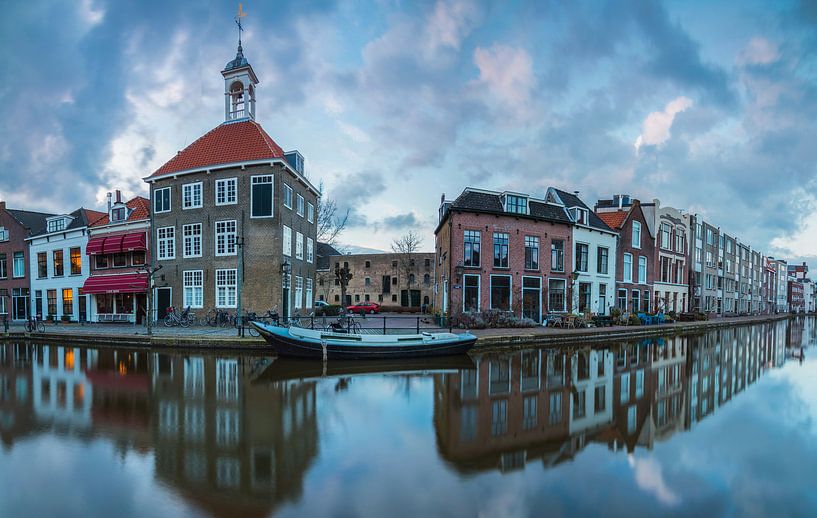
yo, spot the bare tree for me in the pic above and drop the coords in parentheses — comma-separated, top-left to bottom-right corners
(317, 180, 350, 245)
(392, 231, 423, 305)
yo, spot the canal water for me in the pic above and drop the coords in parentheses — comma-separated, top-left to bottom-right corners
(1, 318, 816, 517)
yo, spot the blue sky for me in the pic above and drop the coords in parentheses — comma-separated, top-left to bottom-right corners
(1, 0, 816, 264)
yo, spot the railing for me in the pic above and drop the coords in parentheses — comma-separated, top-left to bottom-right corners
(253, 313, 454, 335)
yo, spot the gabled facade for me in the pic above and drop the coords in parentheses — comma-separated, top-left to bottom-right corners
(650, 200, 690, 314)
(435, 188, 574, 323)
(0, 201, 54, 320)
(26, 208, 105, 321)
(547, 189, 617, 315)
(595, 197, 656, 313)
(144, 40, 319, 320)
(689, 216, 720, 314)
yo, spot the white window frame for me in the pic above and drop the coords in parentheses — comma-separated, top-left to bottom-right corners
(463, 273, 481, 313)
(283, 226, 292, 257)
(295, 232, 304, 260)
(632, 221, 641, 249)
(182, 223, 202, 258)
(215, 178, 238, 206)
(215, 220, 237, 257)
(307, 202, 314, 223)
(638, 256, 647, 284)
(306, 238, 314, 263)
(294, 276, 303, 309)
(489, 274, 512, 311)
(250, 175, 274, 219)
(215, 269, 237, 308)
(182, 182, 203, 209)
(623, 253, 633, 283)
(305, 278, 313, 309)
(183, 270, 204, 308)
(154, 187, 171, 213)
(283, 183, 293, 209)
(296, 194, 305, 217)
(157, 226, 176, 260)
(0, 227, 8, 242)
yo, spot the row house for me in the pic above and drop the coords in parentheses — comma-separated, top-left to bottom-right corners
(322, 252, 435, 308)
(83, 192, 151, 323)
(788, 279, 805, 313)
(763, 257, 778, 314)
(435, 188, 574, 323)
(26, 208, 105, 321)
(547, 189, 617, 315)
(771, 258, 789, 312)
(689, 216, 720, 314)
(595, 196, 656, 313)
(750, 250, 763, 313)
(650, 200, 690, 313)
(0, 202, 54, 321)
(144, 41, 319, 320)
(736, 242, 751, 314)
(719, 232, 739, 315)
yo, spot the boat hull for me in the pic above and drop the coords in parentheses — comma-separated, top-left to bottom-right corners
(251, 322, 477, 360)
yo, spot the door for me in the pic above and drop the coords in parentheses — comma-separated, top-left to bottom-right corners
(598, 284, 607, 315)
(79, 295, 87, 322)
(400, 290, 409, 307)
(522, 277, 541, 322)
(156, 288, 171, 320)
(410, 290, 421, 307)
(134, 294, 146, 324)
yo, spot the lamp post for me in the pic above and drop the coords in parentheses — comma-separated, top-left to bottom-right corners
(236, 235, 245, 337)
(570, 270, 581, 313)
(281, 260, 291, 323)
(138, 263, 163, 336)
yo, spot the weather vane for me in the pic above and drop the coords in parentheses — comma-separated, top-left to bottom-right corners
(235, 3, 247, 45)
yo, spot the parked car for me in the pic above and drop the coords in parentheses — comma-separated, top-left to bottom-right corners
(347, 302, 381, 314)
(313, 300, 342, 316)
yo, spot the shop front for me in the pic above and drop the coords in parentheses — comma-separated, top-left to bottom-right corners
(82, 273, 148, 323)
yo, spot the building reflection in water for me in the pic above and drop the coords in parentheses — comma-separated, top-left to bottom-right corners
(0, 344, 318, 516)
(435, 319, 802, 474)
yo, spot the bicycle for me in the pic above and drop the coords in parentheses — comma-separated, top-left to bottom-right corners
(206, 308, 234, 327)
(24, 316, 45, 333)
(239, 311, 261, 337)
(164, 306, 193, 327)
(323, 315, 361, 334)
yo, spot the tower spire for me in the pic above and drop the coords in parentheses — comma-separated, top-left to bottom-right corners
(222, 3, 258, 122)
(235, 3, 247, 49)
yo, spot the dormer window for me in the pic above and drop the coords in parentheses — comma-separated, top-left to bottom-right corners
(0, 227, 7, 242)
(47, 218, 66, 233)
(571, 207, 589, 225)
(111, 207, 127, 222)
(505, 194, 528, 215)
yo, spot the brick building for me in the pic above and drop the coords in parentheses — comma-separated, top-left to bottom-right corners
(595, 196, 656, 313)
(689, 216, 720, 314)
(322, 252, 434, 310)
(788, 279, 805, 313)
(144, 40, 319, 320)
(0, 201, 54, 321)
(435, 188, 574, 323)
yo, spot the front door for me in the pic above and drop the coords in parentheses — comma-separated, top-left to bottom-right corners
(410, 290, 421, 307)
(522, 277, 541, 322)
(79, 296, 87, 322)
(156, 288, 171, 320)
(134, 294, 146, 324)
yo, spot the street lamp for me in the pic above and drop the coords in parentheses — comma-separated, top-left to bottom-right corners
(137, 263, 163, 336)
(281, 260, 291, 322)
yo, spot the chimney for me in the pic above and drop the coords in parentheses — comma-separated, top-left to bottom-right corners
(573, 190, 580, 197)
(106, 192, 112, 211)
(115, 190, 122, 204)
(0, 201, 5, 211)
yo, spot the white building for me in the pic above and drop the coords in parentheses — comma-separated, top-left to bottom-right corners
(547, 189, 618, 315)
(568, 348, 614, 434)
(26, 209, 104, 321)
(646, 200, 691, 313)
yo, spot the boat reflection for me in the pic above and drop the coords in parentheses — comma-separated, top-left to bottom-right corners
(434, 319, 809, 474)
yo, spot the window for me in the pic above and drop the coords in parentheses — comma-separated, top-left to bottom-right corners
(70, 247, 81, 275)
(576, 243, 589, 272)
(294, 276, 303, 309)
(632, 221, 641, 248)
(214, 220, 237, 256)
(307, 202, 314, 223)
(157, 227, 176, 260)
(132, 250, 146, 266)
(296, 194, 305, 216)
(505, 194, 527, 214)
(37, 253, 47, 278)
(251, 175, 274, 218)
(660, 223, 671, 249)
(111, 207, 127, 222)
(578, 283, 591, 313)
(706, 228, 714, 245)
(491, 399, 508, 436)
(549, 392, 563, 424)
(0, 253, 5, 278)
(296, 232, 304, 260)
(112, 253, 127, 267)
(632, 290, 640, 312)
(594, 385, 606, 413)
(305, 279, 313, 308)
(490, 275, 511, 311)
(621, 373, 630, 403)
(283, 183, 293, 209)
(62, 288, 73, 318)
(183, 271, 204, 308)
(283, 226, 292, 257)
(551, 240, 564, 272)
(154, 187, 171, 213)
(548, 278, 566, 312)
(524, 236, 539, 270)
(215, 178, 237, 205)
(183, 223, 202, 258)
(493, 232, 509, 268)
(182, 182, 203, 209)
(573, 390, 586, 419)
(523, 395, 538, 430)
(0, 227, 7, 241)
(47, 289, 57, 316)
(623, 253, 633, 282)
(463, 274, 480, 312)
(53, 250, 64, 276)
(676, 229, 685, 252)
(95, 255, 108, 269)
(215, 269, 237, 308)
(627, 405, 637, 433)
(638, 256, 647, 283)
(597, 247, 609, 274)
(307, 238, 314, 263)
(644, 290, 650, 312)
(617, 288, 627, 309)
(47, 218, 66, 233)
(636, 370, 644, 399)
(463, 230, 480, 267)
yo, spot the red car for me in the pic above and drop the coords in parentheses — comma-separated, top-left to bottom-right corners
(347, 302, 381, 314)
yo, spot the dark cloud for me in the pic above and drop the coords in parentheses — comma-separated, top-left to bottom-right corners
(329, 170, 385, 227)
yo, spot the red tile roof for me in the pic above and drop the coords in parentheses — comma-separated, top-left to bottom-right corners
(596, 210, 629, 230)
(149, 120, 285, 177)
(91, 197, 150, 227)
(83, 209, 107, 226)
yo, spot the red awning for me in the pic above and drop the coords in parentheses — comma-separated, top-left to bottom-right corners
(81, 273, 148, 294)
(86, 233, 147, 255)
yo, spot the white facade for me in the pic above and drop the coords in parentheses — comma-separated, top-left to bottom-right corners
(651, 202, 691, 314)
(32, 345, 94, 429)
(26, 216, 91, 321)
(571, 225, 618, 315)
(568, 349, 614, 434)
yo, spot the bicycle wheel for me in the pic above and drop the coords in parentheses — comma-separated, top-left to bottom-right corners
(247, 325, 260, 337)
(180, 315, 191, 328)
(350, 321, 362, 333)
(36, 322, 45, 333)
(163, 315, 174, 327)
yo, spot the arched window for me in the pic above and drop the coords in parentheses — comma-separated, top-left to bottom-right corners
(409, 273, 416, 284)
(229, 81, 245, 119)
(423, 274, 430, 285)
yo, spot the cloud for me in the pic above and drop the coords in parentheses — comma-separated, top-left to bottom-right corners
(738, 37, 780, 66)
(426, 0, 481, 53)
(634, 96, 694, 153)
(329, 170, 386, 227)
(473, 44, 536, 118)
(628, 455, 681, 506)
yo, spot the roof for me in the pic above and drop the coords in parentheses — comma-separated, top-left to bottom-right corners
(7, 209, 55, 236)
(29, 207, 108, 237)
(446, 189, 572, 224)
(149, 120, 284, 178)
(90, 197, 150, 227)
(316, 242, 343, 271)
(552, 189, 614, 232)
(597, 211, 629, 230)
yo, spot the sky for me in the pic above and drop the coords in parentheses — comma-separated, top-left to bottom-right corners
(1, 0, 816, 266)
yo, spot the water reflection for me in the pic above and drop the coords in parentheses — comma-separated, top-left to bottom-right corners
(0, 317, 815, 516)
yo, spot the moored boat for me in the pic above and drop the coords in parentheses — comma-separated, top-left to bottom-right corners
(250, 321, 477, 360)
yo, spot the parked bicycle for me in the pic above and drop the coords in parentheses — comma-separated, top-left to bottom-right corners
(239, 311, 261, 337)
(24, 315, 45, 333)
(206, 308, 234, 327)
(164, 306, 193, 327)
(323, 315, 362, 334)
